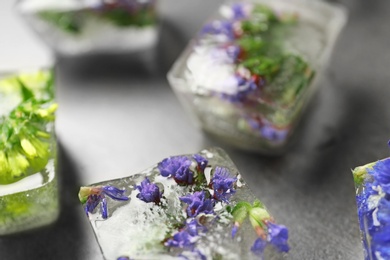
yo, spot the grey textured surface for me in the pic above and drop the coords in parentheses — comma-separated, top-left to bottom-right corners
(1, 0, 390, 259)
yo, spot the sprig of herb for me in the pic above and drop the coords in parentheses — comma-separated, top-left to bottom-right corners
(0, 72, 56, 184)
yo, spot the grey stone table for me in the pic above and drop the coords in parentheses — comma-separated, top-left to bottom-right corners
(1, 0, 390, 259)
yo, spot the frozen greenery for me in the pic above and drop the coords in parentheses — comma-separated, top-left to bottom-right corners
(0, 70, 58, 235)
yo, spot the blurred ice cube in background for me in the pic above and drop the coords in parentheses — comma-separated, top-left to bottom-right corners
(0, 0, 52, 73)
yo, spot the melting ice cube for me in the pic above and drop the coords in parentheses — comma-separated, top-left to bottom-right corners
(79, 147, 289, 260)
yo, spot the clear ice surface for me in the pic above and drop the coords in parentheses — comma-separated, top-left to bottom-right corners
(80, 148, 286, 260)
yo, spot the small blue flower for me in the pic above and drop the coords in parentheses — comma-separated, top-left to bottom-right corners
(251, 237, 267, 256)
(186, 218, 207, 236)
(80, 185, 129, 219)
(135, 177, 162, 204)
(201, 20, 235, 40)
(165, 229, 197, 248)
(211, 167, 236, 203)
(356, 181, 377, 233)
(180, 191, 214, 217)
(368, 159, 390, 194)
(226, 44, 241, 62)
(220, 75, 258, 103)
(377, 198, 390, 225)
(231, 222, 239, 238)
(166, 219, 207, 251)
(246, 115, 288, 142)
(84, 194, 101, 215)
(231, 3, 248, 20)
(158, 156, 194, 185)
(266, 222, 290, 253)
(116, 257, 130, 260)
(192, 154, 208, 172)
(371, 224, 390, 259)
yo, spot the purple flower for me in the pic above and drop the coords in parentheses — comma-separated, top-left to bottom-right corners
(246, 116, 288, 142)
(179, 250, 207, 260)
(166, 219, 207, 251)
(80, 185, 129, 219)
(377, 198, 390, 225)
(116, 257, 130, 260)
(251, 237, 267, 256)
(211, 167, 236, 203)
(158, 156, 194, 185)
(231, 3, 248, 20)
(226, 44, 241, 62)
(231, 223, 239, 238)
(186, 218, 207, 236)
(372, 225, 390, 259)
(180, 191, 214, 217)
(135, 177, 162, 204)
(220, 75, 258, 103)
(201, 20, 235, 40)
(165, 230, 198, 248)
(192, 154, 208, 172)
(356, 180, 377, 233)
(266, 222, 290, 253)
(368, 159, 390, 194)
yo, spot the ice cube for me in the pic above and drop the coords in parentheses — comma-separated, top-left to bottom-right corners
(168, 1, 347, 154)
(17, 0, 158, 56)
(79, 147, 289, 259)
(0, 69, 58, 235)
(352, 158, 390, 260)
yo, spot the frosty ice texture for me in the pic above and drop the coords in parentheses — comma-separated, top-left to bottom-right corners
(18, 0, 158, 56)
(353, 159, 390, 260)
(168, 0, 346, 153)
(0, 70, 59, 235)
(80, 148, 288, 260)
(0, 160, 58, 235)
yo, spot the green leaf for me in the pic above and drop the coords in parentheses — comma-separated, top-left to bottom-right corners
(352, 162, 376, 186)
(252, 199, 265, 209)
(231, 201, 251, 223)
(39, 11, 82, 34)
(17, 78, 34, 101)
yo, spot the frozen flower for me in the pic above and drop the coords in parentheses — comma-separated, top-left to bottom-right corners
(231, 222, 239, 238)
(166, 219, 207, 250)
(246, 115, 288, 142)
(180, 191, 214, 217)
(211, 167, 236, 203)
(135, 177, 162, 204)
(356, 182, 377, 233)
(186, 218, 207, 236)
(251, 237, 267, 256)
(231, 3, 248, 20)
(179, 249, 207, 260)
(158, 156, 194, 185)
(220, 3, 252, 21)
(79, 185, 128, 219)
(165, 229, 198, 248)
(192, 154, 208, 172)
(371, 225, 390, 259)
(201, 20, 235, 40)
(226, 44, 241, 61)
(368, 158, 390, 194)
(116, 257, 131, 260)
(266, 222, 290, 253)
(220, 74, 258, 103)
